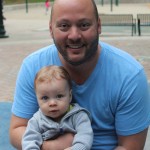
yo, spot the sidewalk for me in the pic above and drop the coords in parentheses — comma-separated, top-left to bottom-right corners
(0, 3, 150, 149)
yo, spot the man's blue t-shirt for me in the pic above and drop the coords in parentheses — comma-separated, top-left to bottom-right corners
(12, 42, 150, 150)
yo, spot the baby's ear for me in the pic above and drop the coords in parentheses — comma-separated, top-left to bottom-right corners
(69, 89, 72, 103)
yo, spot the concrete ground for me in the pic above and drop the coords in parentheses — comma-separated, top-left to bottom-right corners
(0, 2, 150, 149)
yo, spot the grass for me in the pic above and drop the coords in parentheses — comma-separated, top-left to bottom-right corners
(4, 0, 54, 5)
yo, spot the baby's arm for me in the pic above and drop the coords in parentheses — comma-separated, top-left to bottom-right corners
(71, 111, 93, 150)
(22, 117, 43, 150)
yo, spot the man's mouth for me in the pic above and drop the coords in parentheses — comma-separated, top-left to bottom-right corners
(67, 44, 84, 49)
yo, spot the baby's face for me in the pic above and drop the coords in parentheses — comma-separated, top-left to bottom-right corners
(36, 78, 72, 121)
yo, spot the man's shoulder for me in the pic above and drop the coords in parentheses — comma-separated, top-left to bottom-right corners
(25, 44, 57, 61)
(21, 44, 60, 68)
(100, 42, 143, 71)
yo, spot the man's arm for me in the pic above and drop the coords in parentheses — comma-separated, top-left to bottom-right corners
(9, 114, 74, 150)
(9, 114, 28, 150)
(115, 128, 148, 150)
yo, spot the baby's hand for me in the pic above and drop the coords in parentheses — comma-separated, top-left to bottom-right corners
(64, 147, 71, 150)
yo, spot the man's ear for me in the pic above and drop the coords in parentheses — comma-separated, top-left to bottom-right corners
(69, 89, 72, 103)
(98, 17, 101, 35)
(49, 21, 53, 38)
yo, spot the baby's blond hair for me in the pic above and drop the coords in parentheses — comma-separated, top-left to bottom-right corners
(34, 65, 72, 90)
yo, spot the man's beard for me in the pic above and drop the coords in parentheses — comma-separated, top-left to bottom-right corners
(53, 34, 99, 66)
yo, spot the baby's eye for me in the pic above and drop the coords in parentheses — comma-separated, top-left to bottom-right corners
(56, 94, 64, 99)
(41, 96, 48, 101)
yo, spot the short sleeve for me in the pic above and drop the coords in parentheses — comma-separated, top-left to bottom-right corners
(12, 59, 39, 119)
(115, 69, 150, 135)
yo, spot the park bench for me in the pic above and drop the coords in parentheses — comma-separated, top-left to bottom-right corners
(137, 14, 150, 36)
(99, 14, 136, 36)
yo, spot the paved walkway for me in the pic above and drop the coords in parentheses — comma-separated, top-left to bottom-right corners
(0, 3, 150, 149)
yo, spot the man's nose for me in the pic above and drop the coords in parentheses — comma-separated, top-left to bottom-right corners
(68, 27, 81, 41)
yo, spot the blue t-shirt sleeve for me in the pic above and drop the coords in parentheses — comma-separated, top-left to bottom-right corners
(12, 60, 39, 119)
(115, 69, 150, 135)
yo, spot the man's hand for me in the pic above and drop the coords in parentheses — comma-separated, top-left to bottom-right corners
(114, 146, 126, 150)
(64, 147, 71, 150)
(41, 133, 74, 150)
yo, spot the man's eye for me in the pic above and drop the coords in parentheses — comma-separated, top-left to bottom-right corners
(41, 96, 48, 100)
(80, 23, 90, 30)
(56, 94, 64, 99)
(58, 23, 70, 31)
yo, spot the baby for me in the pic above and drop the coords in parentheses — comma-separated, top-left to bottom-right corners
(22, 65, 93, 150)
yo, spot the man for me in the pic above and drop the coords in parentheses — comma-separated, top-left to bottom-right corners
(10, 0, 150, 149)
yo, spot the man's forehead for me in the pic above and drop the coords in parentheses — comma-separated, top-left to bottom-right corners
(52, 0, 94, 16)
(53, 0, 93, 8)
(50, 0, 97, 22)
